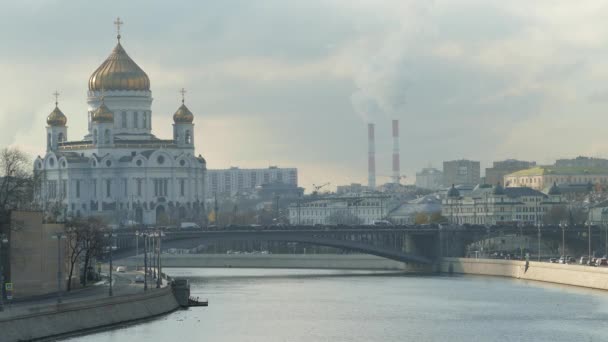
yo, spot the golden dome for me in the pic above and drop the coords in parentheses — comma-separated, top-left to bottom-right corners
(173, 103, 194, 123)
(47, 105, 67, 126)
(88, 42, 150, 91)
(92, 103, 114, 123)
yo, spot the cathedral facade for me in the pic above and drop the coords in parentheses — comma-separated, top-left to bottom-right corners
(34, 27, 207, 226)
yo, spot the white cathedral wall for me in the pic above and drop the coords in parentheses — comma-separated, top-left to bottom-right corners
(36, 149, 206, 225)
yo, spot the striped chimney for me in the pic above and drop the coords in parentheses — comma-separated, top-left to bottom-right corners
(392, 119, 400, 184)
(368, 123, 376, 189)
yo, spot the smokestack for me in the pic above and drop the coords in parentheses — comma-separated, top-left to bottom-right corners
(368, 123, 376, 189)
(392, 119, 400, 184)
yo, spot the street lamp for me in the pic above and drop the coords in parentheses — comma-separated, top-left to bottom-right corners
(517, 222, 524, 260)
(141, 231, 149, 291)
(104, 232, 117, 296)
(0, 234, 8, 311)
(134, 230, 139, 271)
(559, 221, 567, 258)
(51, 232, 67, 303)
(156, 230, 165, 289)
(585, 220, 592, 262)
(535, 223, 543, 262)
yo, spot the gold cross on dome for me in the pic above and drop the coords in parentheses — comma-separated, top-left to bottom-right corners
(180, 88, 187, 104)
(53, 90, 60, 106)
(114, 17, 124, 41)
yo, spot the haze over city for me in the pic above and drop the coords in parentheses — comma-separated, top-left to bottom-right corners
(3, 1, 608, 191)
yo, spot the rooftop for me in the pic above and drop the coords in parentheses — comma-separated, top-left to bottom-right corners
(507, 165, 608, 177)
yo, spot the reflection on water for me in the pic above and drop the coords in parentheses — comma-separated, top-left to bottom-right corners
(66, 268, 608, 342)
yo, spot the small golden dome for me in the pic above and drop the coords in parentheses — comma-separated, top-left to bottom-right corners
(92, 103, 114, 123)
(47, 105, 67, 126)
(173, 103, 194, 123)
(88, 42, 150, 91)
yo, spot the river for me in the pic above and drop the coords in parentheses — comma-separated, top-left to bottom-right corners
(66, 268, 608, 341)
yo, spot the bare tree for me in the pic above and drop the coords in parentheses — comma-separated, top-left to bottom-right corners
(0, 147, 34, 223)
(81, 218, 105, 286)
(65, 217, 107, 290)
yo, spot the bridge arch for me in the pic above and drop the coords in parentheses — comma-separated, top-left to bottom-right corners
(158, 233, 433, 265)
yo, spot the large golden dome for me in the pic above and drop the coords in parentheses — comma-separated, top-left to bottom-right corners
(92, 102, 114, 123)
(88, 42, 150, 91)
(173, 103, 194, 123)
(47, 105, 67, 126)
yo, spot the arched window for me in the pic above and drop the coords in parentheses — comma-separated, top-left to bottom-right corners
(121, 112, 127, 128)
(47, 133, 51, 148)
(133, 112, 139, 128)
(93, 129, 98, 144)
(143, 112, 147, 129)
(185, 130, 191, 144)
(58, 132, 64, 142)
(104, 129, 111, 144)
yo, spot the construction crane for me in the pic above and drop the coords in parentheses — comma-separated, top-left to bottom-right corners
(311, 182, 330, 195)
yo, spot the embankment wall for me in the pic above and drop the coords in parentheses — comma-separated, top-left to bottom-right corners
(0, 287, 180, 342)
(122, 254, 432, 272)
(441, 257, 608, 291)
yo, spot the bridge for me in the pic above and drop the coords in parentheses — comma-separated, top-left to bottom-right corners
(112, 224, 608, 265)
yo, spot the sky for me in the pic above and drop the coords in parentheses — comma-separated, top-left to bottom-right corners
(2, 0, 608, 192)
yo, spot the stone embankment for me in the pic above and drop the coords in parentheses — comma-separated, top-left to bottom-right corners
(441, 257, 608, 291)
(123, 253, 431, 272)
(0, 287, 180, 342)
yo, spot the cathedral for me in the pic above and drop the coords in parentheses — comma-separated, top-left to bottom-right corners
(34, 20, 207, 225)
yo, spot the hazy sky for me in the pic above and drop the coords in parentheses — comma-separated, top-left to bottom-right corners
(2, 0, 608, 191)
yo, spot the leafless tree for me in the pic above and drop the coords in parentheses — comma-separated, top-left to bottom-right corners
(0, 147, 34, 223)
(65, 217, 107, 290)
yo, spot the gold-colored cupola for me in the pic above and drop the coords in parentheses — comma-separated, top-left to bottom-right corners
(88, 18, 150, 92)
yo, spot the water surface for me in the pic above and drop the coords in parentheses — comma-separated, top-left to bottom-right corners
(66, 268, 608, 342)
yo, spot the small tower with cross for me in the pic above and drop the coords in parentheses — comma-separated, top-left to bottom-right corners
(173, 88, 195, 149)
(46, 90, 68, 151)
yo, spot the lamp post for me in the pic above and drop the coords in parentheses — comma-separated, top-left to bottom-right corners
(104, 232, 117, 296)
(0, 234, 8, 311)
(517, 222, 524, 260)
(134, 230, 139, 271)
(536, 223, 543, 262)
(586, 220, 592, 262)
(148, 233, 156, 279)
(485, 224, 491, 258)
(156, 230, 165, 288)
(51, 232, 66, 304)
(142, 232, 148, 291)
(559, 221, 567, 258)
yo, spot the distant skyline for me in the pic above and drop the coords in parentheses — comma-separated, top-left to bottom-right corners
(2, 1, 608, 191)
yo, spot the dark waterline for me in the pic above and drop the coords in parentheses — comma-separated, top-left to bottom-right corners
(65, 268, 608, 342)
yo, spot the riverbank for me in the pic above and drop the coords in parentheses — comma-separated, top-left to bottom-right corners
(122, 253, 431, 272)
(0, 286, 180, 342)
(440, 257, 608, 291)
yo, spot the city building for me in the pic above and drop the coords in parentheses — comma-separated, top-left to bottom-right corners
(442, 159, 480, 186)
(504, 166, 608, 190)
(1, 211, 74, 298)
(206, 166, 298, 198)
(441, 184, 563, 225)
(387, 194, 442, 224)
(336, 183, 367, 195)
(287, 195, 389, 225)
(485, 159, 536, 186)
(34, 28, 207, 225)
(415, 168, 443, 190)
(555, 156, 608, 168)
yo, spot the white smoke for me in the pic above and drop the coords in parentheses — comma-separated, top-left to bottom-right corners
(349, 1, 437, 123)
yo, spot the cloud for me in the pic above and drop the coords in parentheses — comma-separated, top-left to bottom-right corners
(2, 1, 608, 191)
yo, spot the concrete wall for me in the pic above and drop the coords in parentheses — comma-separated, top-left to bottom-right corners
(122, 254, 432, 272)
(441, 257, 608, 291)
(0, 287, 179, 342)
(7, 211, 76, 298)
